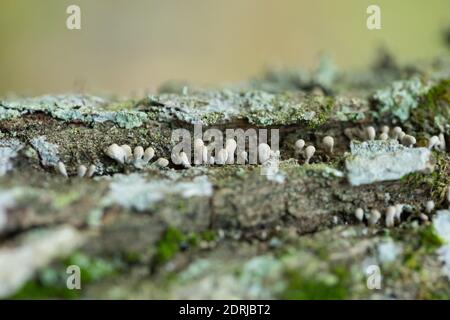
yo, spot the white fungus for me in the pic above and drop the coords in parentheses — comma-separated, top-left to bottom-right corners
(426, 200, 435, 214)
(392, 126, 403, 140)
(143, 147, 155, 163)
(401, 135, 416, 147)
(428, 136, 440, 150)
(369, 209, 381, 226)
(420, 213, 429, 222)
(355, 208, 364, 222)
(365, 126, 376, 141)
(258, 143, 271, 164)
(398, 131, 406, 142)
(87, 164, 96, 178)
(379, 133, 389, 141)
(133, 146, 144, 161)
(322, 136, 334, 154)
(304, 145, 316, 164)
(385, 206, 396, 228)
(106, 144, 126, 164)
(209, 156, 215, 165)
(57, 161, 68, 178)
(77, 165, 87, 178)
(295, 139, 305, 152)
(381, 125, 390, 134)
(120, 145, 132, 163)
(155, 158, 169, 167)
(344, 128, 354, 140)
(395, 204, 404, 221)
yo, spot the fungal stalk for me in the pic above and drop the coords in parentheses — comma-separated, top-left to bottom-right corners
(304, 145, 315, 164)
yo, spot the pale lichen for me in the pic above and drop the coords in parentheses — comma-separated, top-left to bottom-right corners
(372, 77, 432, 121)
(30, 136, 60, 167)
(0, 139, 23, 176)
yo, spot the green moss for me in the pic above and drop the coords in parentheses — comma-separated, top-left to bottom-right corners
(65, 252, 121, 282)
(153, 227, 217, 267)
(280, 265, 350, 300)
(411, 79, 450, 133)
(419, 225, 446, 252)
(10, 253, 120, 299)
(401, 152, 450, 205)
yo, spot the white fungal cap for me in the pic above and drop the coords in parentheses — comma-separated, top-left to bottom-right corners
(395, 204, 403, 221)
(87, 164, 96, 178)
(179, 152, 191, 168)
(401, 135, 416, 147)
(133, 146, 144, 161)
(322, 136, 334, 154)
(258, 143, 271, 164)
(209, 156, 215, 165)
(392, 126, 403, 139)
(343, 128, 354, 140)
(120, 145, 132, 162)
(368, 209, 381, 226)
(155, 158, 169, 167)
(398, 131, 406, 141)
(143, 147, 155, 163)
(225, 139, 237, 163)
(419, 214, 429, 222)
(304, 145, 316, 164)
(355, 208, 364, 222)
(215, 149, 228, 165)
(428, 136, 440, 150)
(77, 165, 87, 178)
(425, 200, 435, 214)
(381, 126, 390, 134)
(379, 133, 389, 141)
(295, 139, 305, 151)
(439, 133, 446, 151)
(385, 206, 396, 228)
(365, 126, 376, 141)
(57, 161, 68, 178)
(106, 143, 126, 164)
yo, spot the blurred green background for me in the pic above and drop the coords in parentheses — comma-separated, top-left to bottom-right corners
(0, 0, 449, 96)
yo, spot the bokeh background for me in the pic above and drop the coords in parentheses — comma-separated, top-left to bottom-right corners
(0, 0, 449, 96)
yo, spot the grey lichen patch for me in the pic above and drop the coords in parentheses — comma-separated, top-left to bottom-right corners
(103, 173, 213, 212)
(141, 90, 333, 127)
(346, 140, 433, 186)
(332, 97, 367, 122)
(372, 77, 432, 121)
(0, 95, 147, 129)
(0, 139, 23, 176)
(0, 107, 20, 121)
(30, 136, 60, 167)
